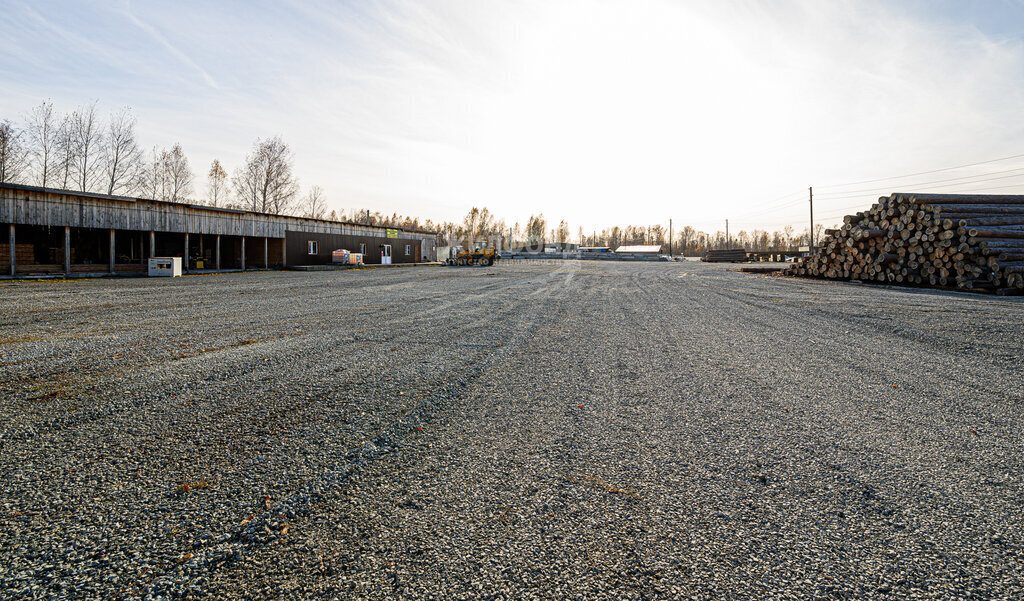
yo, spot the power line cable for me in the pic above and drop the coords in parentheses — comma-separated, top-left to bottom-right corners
(813, 171, 1024, 201)
(813, 165, 1024, 199)
(815, 151, 1024, 189)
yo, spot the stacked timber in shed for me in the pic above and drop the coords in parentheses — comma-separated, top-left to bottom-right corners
(787, 193, 1024, 294)
(704, 249, 748, 263)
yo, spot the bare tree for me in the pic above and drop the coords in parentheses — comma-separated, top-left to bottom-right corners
(233, 136, 299, 214)
(145, 144, 193, 202)
(0, 119, 29, 184)
(55, 113, 77, 190)
(165, 143, 192, 202)
(71, 102, 104, 192)
(206, 159, 228, 207)
(101, 107, 144, 195)
(526, 214, 546, 246)
(25, 101, 58, 187)
(301, 185, 327, 219)
(556, 220, 570, 244)
(144, 146, 166, 201)
(462, 207, 494, 244)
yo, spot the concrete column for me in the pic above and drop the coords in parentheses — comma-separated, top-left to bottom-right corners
(184, 233, 189, 273)
(9, 224, 15, 276)
(149, 231, 155, 258)
(109, 229, 115, 274)
(241, 237, 246, 271)
(264, 237, 268, 268)
(215, 235, 221, 270)
(64, 226, 71, 277)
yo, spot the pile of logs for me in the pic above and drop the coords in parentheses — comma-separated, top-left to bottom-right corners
(704, 249, 748, 263)
(787, 193, 1024, 295)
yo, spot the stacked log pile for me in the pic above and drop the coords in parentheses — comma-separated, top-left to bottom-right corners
(786, 193, 1024, 295)
(704, 249, 748, 263)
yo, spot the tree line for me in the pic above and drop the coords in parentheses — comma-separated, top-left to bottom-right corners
(1, 100, 822, 251)
(435, 208, 823, 255)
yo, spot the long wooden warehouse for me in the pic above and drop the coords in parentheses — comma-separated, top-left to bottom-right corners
(0, 183, 437, 277)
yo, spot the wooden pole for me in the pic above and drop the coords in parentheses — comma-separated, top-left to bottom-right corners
(241, 237, 246, 270)
(149, 231, 155, 258)
(64, 226, 71, 276)
(109, 229, 115, 274)
(809, 186, 815, 251)
(8, 223, 14, 278)
(215, 235, 221, 270)
(184, 233, 189, 272)
(264, 237, 268, 268)
(9, 224, 15, 276)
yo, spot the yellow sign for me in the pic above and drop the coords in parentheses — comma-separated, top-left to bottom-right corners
(387, 228, 399, 238)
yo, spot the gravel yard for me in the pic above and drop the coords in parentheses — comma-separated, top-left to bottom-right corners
(1, 261, 1022, 600)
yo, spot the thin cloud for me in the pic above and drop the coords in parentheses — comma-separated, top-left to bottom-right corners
(121, 1, 218, 89)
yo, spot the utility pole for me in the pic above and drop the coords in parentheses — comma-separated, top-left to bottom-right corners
(809, 186, 815, 250)
(725, 219, 729, 249)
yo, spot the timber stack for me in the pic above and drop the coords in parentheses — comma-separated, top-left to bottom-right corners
(704, 249, 748, 263)
(786, 193, 1024, 295)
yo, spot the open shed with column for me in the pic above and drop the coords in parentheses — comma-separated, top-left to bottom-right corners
(1, 183, 437, 277)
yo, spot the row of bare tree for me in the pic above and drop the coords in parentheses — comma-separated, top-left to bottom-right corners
(0, 100, 328, 217)
(1, 102, 153, 197)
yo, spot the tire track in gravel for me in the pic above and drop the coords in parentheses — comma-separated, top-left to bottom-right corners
(699, 269, 1024, 439)
(0, 268, 541, 448)
(0, 268, 548, 598)
(199, 262, 700, 599)
(138, 263, 577, 598)
(645, 265, 1024, 597)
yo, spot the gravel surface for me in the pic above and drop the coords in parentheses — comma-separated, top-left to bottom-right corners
(1, 261, 1022, 599)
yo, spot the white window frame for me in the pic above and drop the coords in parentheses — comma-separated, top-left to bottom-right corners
(405, 244, 411, 256)
(359, 243, 366, 254)
(307, 240, 318, 255)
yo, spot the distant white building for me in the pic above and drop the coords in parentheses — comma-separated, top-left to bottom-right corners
(614, 245, 662, 254)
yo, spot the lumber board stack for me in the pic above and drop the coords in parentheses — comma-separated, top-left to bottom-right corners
(786, 193, 1024, 295)
(0, 243, 36, 264)
(704, 249, 748, 263)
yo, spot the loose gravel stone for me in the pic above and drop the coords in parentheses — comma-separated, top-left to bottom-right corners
(1, 262, 1022, 599)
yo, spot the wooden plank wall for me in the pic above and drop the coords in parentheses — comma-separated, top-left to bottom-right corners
(0, 243, 34, 264)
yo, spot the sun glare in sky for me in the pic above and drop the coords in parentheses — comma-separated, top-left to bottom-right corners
(4, 0, 1024, 234)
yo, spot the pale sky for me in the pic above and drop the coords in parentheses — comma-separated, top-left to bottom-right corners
(4, 0, 1024, 233)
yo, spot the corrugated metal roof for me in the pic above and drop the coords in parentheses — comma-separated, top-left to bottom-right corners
(615, 245, 662, 253)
